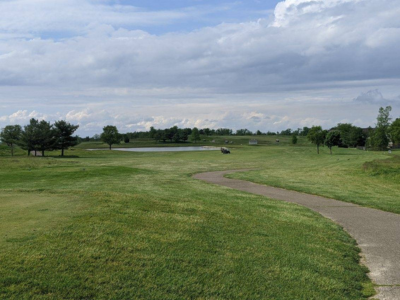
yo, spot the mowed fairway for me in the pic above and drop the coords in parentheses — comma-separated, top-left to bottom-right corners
(2, 136, 397, 299)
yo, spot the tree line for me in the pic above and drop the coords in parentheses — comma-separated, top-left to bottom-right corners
(120, 127, 312, 141)
(307, 106, 400, 154)
(0, 119, 79, 156)
(99, 126, 203, 149)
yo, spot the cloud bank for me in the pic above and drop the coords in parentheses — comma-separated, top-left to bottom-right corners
(0, 0, 400, 134)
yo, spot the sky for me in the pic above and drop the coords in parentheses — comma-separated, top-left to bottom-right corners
(0, 0, 400, 136)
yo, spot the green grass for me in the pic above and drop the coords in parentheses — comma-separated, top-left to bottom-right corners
(0, 137, 390, 299)
(227, 146, 399, 214)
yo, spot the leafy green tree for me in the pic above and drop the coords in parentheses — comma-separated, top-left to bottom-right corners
(373, 106, 392, 150)
(184, 128, 193, 135)
(0, 125, 22, 156)
(18, 118, 40, 156)
(236, 129, 253, 135)
(280, 129, 292, 135)
(160, 130, 167, 143)
(101, 126, 122, 150)
(335, 123, 365, 147)
(307, 126, 326, 154)
(54, 120, 79, 156)
(204, 128, 211, 136)
(325, 130, 341, 155)
(173, 130, 181, 143)
(154, 130, 162, 143)
(149, 127, 157, 139)
(390, 118, 400, 145)
(291, 134, 298, 145)
(348, 127, 366, 147)
(301, 127, 310, 136)
(181, 129, 189, 143)
(216, 128, 232, 135)
(191, 127, 201, 143)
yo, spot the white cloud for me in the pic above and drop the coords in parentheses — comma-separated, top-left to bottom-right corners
(1, 0, 400, 134)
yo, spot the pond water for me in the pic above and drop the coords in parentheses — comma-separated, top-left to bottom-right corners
(88, 146, 220, 152)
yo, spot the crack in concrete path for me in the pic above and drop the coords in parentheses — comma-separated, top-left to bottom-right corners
(193, 170, 400, 300)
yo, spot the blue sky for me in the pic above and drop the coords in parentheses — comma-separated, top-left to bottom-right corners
(0, 0, 400, 135)
(128, 0, 279, 34)
(33, 0, 281, 36)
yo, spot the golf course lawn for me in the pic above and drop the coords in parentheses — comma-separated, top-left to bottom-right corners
(2, 136, 397, 299)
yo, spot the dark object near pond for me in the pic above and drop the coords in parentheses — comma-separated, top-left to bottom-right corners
(221, 147, 230, 154)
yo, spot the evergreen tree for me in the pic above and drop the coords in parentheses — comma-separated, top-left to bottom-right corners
(18, 118, 40, 156)
(54, 120, 80, 156)
(36, 120, 55, 157)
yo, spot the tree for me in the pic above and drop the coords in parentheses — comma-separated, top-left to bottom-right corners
(191, 127, 201, 143)
(280, 128, 292, 135)
(301, 127, 310, 136)
(149, 126, 157, 139)
(0, 125, 22, 156)
(124, 135, 130, 143)
(348, 127, 366, 147)
(160, 130, 167, 143)
(256, 130, 262, 136)
(54, 120, 79, 156)
(173, 130, 181, 143)
(374, 106, 392, 150)
(325, 130, 341, 155)
(307, 126, 326, 154)
(335, 123, 366, 148)
(154, 130, 162, 143)
(181, 129, 189, 143)
(236, 129, 253, 135)
(18, 118, 40, 156)
(291, 134, 298, 145)
(36, 120, 55, 157)
(204, 128, 211, 136)
(390, 118, 400, 145)
(101, 126, 122, 150)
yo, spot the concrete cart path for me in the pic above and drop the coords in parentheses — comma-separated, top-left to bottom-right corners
(193, 170, 400, 300)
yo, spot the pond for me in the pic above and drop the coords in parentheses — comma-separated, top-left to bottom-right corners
(88, 146, 220, 152)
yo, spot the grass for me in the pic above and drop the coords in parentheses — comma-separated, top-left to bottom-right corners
(0, 136, 393, 299)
